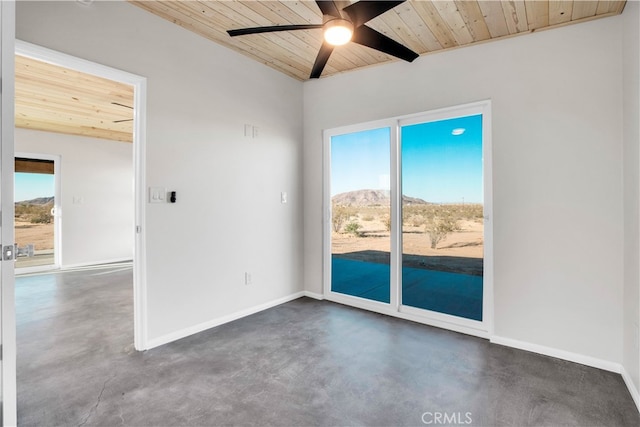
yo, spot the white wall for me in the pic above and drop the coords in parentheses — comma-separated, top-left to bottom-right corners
(15, 128, 133, 267)
(15, 0, 632, 373)
(16, 1, 304, 344)
(303, 17, 624, 364)
(623, 0, 640, 402)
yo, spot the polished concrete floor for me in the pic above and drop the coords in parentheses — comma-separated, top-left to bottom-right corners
(16, 266, 640, 426)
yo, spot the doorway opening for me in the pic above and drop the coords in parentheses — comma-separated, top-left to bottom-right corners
(14, 40, 148, 352)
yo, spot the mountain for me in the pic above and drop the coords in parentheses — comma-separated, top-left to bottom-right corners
(332, 189, 428, 206)
(16, 196, 54, 205)
(402, 195, 430, 205)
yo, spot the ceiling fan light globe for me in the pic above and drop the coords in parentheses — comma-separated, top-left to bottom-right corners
(324, 19, 353, 46)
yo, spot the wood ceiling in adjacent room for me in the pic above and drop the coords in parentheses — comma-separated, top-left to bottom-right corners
(130, 0, 626, 81)
(15, 55, 134, 143)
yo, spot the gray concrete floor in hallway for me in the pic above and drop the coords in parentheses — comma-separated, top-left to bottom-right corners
(16, 266, 640, 426)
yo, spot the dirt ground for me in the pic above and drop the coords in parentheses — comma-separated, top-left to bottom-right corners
(332, 216, 484, 276)
(15, 220, 54, 250)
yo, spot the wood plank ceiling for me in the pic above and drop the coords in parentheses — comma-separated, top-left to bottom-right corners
(15, 55, 134, 143)
(130, 0, 627, 81)
(13, 1, 626, 143)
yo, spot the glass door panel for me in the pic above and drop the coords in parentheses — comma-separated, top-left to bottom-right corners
(400, 115, 484, 320)
(14, 158, 56, 269)
(330, 127, 391, 303)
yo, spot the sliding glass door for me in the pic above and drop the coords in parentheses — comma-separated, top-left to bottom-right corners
(14, 156, 60, 271)
(400, 115, 484, 321)
(329, 127, 391, 303)
(324, 102, 491, 334)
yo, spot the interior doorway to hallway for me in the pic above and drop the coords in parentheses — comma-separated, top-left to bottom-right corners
(14, 39, 148, 352)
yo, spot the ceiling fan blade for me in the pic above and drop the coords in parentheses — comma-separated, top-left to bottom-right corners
(315, 0, 341, 18)
(111, 102, 133, 109)
(310, 42, 335, 79)
(352, 25, 418, 62)
(343, 0, 406, 27)
(228, 24, 322, 37)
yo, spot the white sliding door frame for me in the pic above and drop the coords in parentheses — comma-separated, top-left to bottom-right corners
(322, 117, 397, 311)
(323, 100, 493, 339)
(14, 152, 62, 274)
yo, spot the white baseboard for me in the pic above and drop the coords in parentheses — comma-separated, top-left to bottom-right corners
(622, 366, 640, 413)
(15, 264, 59, 275)
(490, 335, 622, 373)
(16, 258, 133, 275)
(145, 291, 306, 350)
(491, 335, 640, 414)
(61, 258, 133, 270)
(302, 291, 324, 300)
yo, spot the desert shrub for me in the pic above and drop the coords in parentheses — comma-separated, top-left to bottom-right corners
(15, 204, 40, 218)
(15, 202, 53, 224)
(382, 215, 391, 231)
(425, 216, 459, 249)
(410, 215, 426, 227)
(455, 204, 483, 220)
(344, 221, 363, 237)
(403, 203, 483, 226)
(332, 205, 353, 232)
(30, 211, 52, 224)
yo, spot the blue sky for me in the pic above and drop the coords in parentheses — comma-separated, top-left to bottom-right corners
(331, 114, 483, 203)
(402, 114, 483, 203)
(331, 127, 391, 196)
(15, 173, 54, 202)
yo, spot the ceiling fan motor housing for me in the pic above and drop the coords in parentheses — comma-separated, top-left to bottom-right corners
(323, 18, 354, 46)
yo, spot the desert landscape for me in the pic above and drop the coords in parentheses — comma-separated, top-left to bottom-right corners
(332, 190, 484, 276)
(14, 190, 484, 275)
(15, 221, 53, 250)
(14, 197, 54, 251)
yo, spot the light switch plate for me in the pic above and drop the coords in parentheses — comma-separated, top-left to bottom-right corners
(149, 187, 166, 203)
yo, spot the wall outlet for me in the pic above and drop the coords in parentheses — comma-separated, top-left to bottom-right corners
(244, 272, 252, 285)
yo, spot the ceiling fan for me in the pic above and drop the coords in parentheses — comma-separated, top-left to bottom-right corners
(227, 0, 419, 79)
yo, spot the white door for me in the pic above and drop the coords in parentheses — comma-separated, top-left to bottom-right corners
(1, 1, 17, 425)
